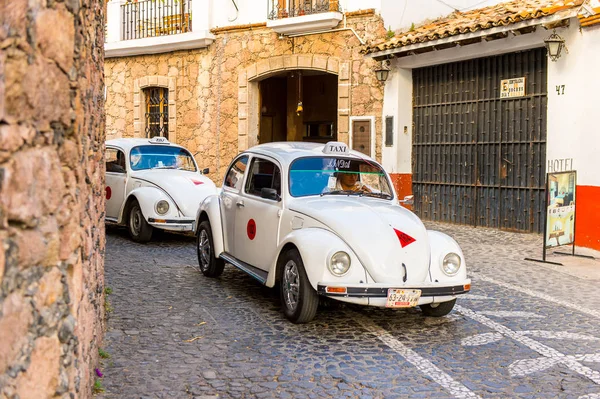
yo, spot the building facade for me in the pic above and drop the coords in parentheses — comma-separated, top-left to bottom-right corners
(104, 0, 387, 180)
(368, 0, 600, 251)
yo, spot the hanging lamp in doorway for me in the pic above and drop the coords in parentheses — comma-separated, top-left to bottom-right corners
(296, 71, 303, 116)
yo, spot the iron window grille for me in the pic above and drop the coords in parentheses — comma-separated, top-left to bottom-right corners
(144, 87, 169, 140)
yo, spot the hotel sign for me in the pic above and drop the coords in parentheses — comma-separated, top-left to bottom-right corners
(500, 77, 526, 98)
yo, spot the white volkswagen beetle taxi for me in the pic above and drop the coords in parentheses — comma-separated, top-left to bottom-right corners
(195, 141, 471, 323)
(105, 137, 217, 242)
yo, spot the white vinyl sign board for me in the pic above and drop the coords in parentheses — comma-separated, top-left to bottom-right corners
(500, 77, 526, 98)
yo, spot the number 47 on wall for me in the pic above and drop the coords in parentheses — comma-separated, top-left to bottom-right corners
(556, 85, 565, 95)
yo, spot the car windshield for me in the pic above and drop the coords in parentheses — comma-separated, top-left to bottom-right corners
(129, 145, 197, 172)
(289, 157, 393, 199)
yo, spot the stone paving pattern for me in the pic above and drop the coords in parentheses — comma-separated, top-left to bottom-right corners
(98, 223, 600, 398)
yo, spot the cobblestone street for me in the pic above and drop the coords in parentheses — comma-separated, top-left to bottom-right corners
(98, 222, 600, 399)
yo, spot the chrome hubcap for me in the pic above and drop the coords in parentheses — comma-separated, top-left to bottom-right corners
(199, 230, 210, 270)
(282, 260, 299, 312)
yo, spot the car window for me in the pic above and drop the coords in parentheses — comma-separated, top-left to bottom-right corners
(106, 148, 126, 174)
(289, 156, 393, 198)
(244, 158, 281, 198)
(224, 155, 249, 191)
(129, 145, 197, 171)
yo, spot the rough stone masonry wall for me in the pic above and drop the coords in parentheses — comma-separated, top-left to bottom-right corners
(0, 0, 105, 397)
(105, 11, 386, 182)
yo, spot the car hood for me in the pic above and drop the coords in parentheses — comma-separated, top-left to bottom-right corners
(290, 197, 430, 284)
(131, 169, 217, 217)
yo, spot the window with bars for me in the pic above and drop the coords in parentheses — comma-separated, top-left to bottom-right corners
(144, 87, 169, 139)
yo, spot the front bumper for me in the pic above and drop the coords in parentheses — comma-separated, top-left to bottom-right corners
(317, 279, 471, 307)
(148, 218, 195, 232)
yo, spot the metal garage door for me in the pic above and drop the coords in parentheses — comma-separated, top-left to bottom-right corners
(412, 48, 547, 233)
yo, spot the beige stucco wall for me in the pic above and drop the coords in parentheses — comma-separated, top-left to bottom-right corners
(0, 0, 105, 397)
(105, 11, 386, 182)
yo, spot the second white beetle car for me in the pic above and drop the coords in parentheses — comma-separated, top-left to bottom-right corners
(196, 141, 471, 323)
(105, 137, 217, 242)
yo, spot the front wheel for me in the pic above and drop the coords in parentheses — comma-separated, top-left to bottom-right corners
(420, 299, 456, 317)
(128, 200, 153, 243)
(196, 220, 224, 277)
(279, 248, 318, 324)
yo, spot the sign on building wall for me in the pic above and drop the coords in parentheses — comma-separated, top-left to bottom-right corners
(500, 77, 526, 98)
(545, 171, 576, 248)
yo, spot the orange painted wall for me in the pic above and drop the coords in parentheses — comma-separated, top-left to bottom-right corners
(575, 185, 600, 251)
(390, 173, 412, 210)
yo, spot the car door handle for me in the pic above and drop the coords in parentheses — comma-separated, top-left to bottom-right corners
(236, 200, 245, 208)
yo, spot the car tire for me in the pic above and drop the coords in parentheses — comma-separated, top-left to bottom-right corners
(196, 220, 224, 277)
(420, 299, 456, 317)
(128, 200, 153, 243)
(279, 248, 318, 324)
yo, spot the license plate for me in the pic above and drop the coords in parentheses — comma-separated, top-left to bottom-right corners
(386, 289, 421, 308)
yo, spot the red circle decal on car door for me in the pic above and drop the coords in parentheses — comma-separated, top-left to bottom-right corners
(106, 186, 112, 200)
(247, 219, 256, 240)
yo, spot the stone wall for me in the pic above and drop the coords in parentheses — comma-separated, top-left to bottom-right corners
(0, 0, 105, 397)
(105, 11, 386, 182)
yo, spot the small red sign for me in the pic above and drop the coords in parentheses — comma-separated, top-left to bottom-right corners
(106, 186, 112, 200)
(394, 228, 415, 248)
(190, 179, 204, 185)
(247, 219, 256, 240)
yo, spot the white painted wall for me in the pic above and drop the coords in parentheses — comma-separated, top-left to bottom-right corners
(380, 0, 506, 31)
(381, 61, 412, 174)
(546, 23, 600, 187)
(209, 0, 267, 28)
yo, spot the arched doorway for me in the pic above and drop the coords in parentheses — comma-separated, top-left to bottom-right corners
(258, 70, 338, 144)
(238, 55, 349, 152)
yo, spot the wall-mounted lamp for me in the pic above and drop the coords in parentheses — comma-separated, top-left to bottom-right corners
(544, 30, 567, 62)
(375, 60, 391, 83)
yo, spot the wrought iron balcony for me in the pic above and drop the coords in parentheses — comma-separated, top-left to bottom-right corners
(268, 0, 340, 20)
(266, 0, 342, 35)
(121, 0, 192, 40)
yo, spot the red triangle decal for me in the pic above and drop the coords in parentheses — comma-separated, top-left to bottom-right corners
(394, 228, 416, 248)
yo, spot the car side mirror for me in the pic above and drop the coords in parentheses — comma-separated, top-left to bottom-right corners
(202, 168, 210, 175)
(261, 187, 280, 201)
(400, 195, 414, 205)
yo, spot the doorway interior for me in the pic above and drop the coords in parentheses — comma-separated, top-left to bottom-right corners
(258, 70, 338, 144)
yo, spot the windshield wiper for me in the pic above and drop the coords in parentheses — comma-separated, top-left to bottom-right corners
(362, 192, 393, 200)
(152, 166, 178, 170)
(321, 190, 364, 197)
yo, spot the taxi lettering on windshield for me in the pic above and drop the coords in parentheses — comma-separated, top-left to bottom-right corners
(325, 159, 351, 169)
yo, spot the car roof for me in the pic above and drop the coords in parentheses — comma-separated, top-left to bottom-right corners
(244, 141, 374, 166)
(106, 138, 186, 152)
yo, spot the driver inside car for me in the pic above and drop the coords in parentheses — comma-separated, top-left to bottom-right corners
(334, 163, 371, 193)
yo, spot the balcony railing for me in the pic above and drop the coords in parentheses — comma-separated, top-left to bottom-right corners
(267, 0, 340, 20)
(121, 0, 192, 40)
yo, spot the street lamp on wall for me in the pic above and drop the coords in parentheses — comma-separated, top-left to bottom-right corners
(544, 30, 567, 62)
(375, 60, 391, 83)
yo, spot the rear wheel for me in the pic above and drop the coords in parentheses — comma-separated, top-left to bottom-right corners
(420, 299, 456, 317)
(196, 220, 224, 277)
(279, 248, 318, 323)
(128, 200, 153, 243)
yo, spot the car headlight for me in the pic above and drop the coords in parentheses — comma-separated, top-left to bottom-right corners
(155, 200, 169, 215)
(329, 251, 351, 276)
(442, 252, 461, 276)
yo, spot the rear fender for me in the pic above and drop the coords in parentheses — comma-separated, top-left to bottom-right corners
(196, 195, 224, 256)
(265, 228, 368, 289)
